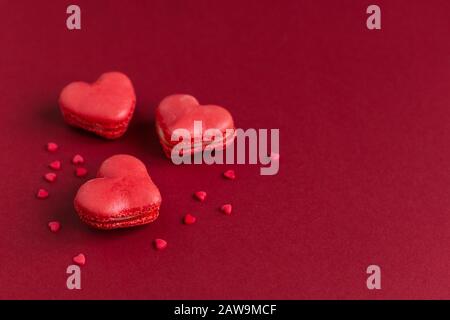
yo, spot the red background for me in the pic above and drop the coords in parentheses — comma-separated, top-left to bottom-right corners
(1, 0, 449, 299)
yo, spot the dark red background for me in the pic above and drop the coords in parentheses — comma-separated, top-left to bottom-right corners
(1, 0, 449, 299)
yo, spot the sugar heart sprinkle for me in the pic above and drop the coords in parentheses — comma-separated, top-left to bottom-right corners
(271, 152, 280, 161)
(223, 169, 236, 180)
(44, 172, 57, 183)
(75, 167, 88, 177)
(36, 188, 49, 199)
(46, 142, 58, 152)
(72, 154, 84, 165)
(48, 221, 61, 232)
(183, 213, 197, 225)
(221, 204, 233, 215)
(154, 239, 167, 250)
(73, 253, 86, 266)
(194, 191, 207, 202)
(49, 160, 61, 170)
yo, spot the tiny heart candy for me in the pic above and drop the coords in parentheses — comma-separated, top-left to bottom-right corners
(271, 152, 280, 161)
(155, 94, 235, 157)
(183, 213, 196, 225)
(221, 204, 233, 215)
(223, 169, 236, 180)
(75, 167, 88, 177)
(194, 191, 207, 202)
(47, 142, 58, 152)
(59, 72, 136, 139)
(44, 172, 57, 182)
(49, 160, 61, 170)
(154, 239, 167, 250)
(36, 188, 49, 199)
(73, 253, 86, 266)
(48, 221, 61, 232)
(74, 154, 162, 230)
(72, 154, 84, 165)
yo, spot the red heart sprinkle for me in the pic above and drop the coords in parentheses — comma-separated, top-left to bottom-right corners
(75, 167, 88, 177)
(47, 142, 58, 152)
(44, 172, 57, 182)
(271, 152, 280, 161)
(72, 154, 84, 165)
(194, 191, 207, 202)
(154, 239, 167, 250)
(223, 169, 236, 180)
(36, 188, 49, 199)
(48, 221, 61, 232)
(49, 160, 61, 170)
(221, 204, 232, 215)
(73, 253, 86, 266)
(183, 213, 197, 225)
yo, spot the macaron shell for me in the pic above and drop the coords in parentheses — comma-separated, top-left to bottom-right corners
(156, 94, 200, 126)
(97, 154, 149, 178)
(59, 72, 136, 122)
(74, 155, 162, 229)
(59, 72, 136, 138)
(155, 94, 235, 145)
(157, 123, 236, 158)
(75, 176, 161, 218)
(75, 204, 159, 230)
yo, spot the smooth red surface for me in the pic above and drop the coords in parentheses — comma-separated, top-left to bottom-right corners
(1, 0, 449, 299)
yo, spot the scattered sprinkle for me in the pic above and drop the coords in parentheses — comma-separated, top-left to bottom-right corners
(73, 253, 86, 266)
(36, 188, 49, 199)
(48, 221, 61, 232)
(271, 152, 280, 161)
(44, 172, 57, 183)
(75, 167, 88, 177)
(194, 191, 207, 202)
(49, 160, 61, 170)
(46, 142, 58, 152)
(183, 213, 197, 225)
(154, 239, 167, 250)
(72, 154, 84, 165)
(223, 169, 236, 180)
(221, 204, 233, 215)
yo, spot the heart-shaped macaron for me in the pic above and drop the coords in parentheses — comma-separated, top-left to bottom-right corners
(59, 72, 136, 139)
(155, 94, 235, 157)
(74, 155, 161, 229)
